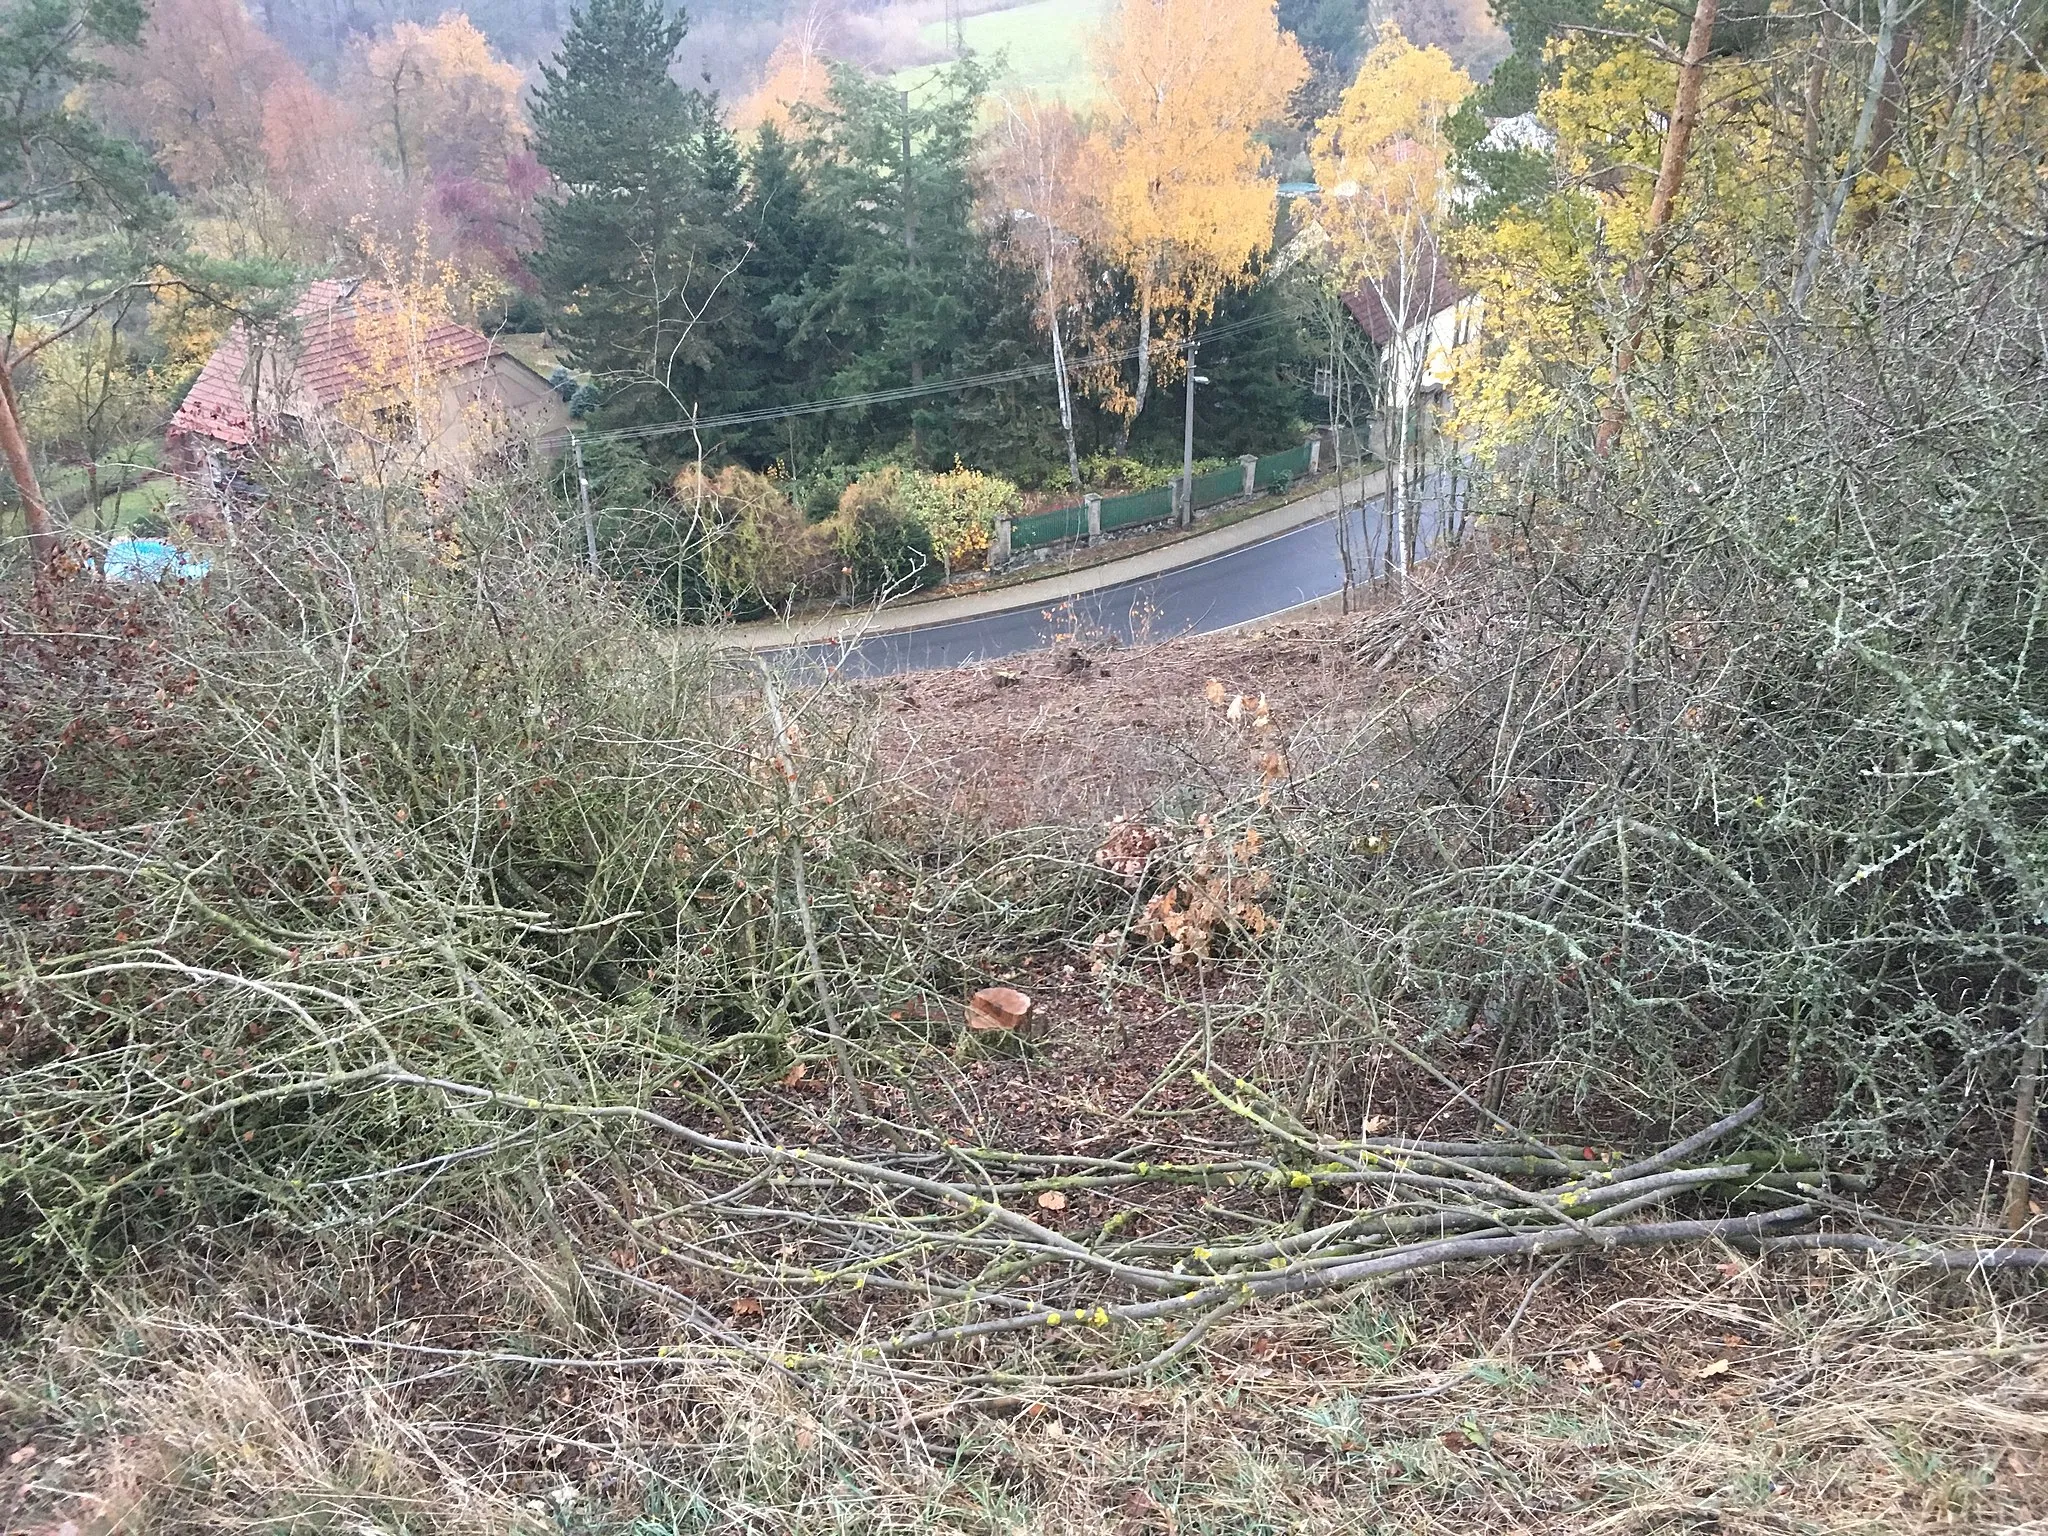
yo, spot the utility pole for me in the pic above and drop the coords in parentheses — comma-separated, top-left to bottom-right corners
(1180, 341, 1198, 528)
(571, 433, 598, 573)
(1325, 311, 1356, 605)
(902, 90, 921, 458)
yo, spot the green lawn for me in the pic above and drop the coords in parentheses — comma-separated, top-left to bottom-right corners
(6, 440, 179, 541)
(891, 0, 1111, 104)
(496, 331, 567, 380)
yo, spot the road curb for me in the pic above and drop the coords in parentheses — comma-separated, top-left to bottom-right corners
(730, 468, 1388, 652)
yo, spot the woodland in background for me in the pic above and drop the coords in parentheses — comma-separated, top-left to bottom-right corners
(3, 0, 1361, 591)
(3, 0, 1389, 612)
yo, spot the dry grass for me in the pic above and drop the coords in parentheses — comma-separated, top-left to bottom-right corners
(4, 1242, 2042, 1535)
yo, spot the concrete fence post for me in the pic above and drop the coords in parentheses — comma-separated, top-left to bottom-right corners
(1307, 435, 1322, 475)
(1084, 493, 1102, 545)
(992, 516, 1012, 568)
(1239, 453, 1259, 498)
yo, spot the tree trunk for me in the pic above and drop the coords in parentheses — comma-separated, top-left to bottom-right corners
(1793, 0, 1901, 308)
(1595, 0, 1721, 457)
(1044, 237, 1082, 490)
(1390, 395, 1409, 585)
(1121, 279, 1152, 452)
(903, 92, 921, 459)
(391, 67, 413, 185)
(1797, 16, 1837, 236)
(0, 351, 59, 570)
(1382, 296, 1409, 587)
(1328, 308, 1356, 608)
(2007, 979, 2048, 1233)
(1848, 20, 1912, 236)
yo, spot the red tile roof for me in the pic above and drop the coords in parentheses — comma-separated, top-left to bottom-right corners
(1343, 238, 1469, 348)
(169, 278, 500, 448)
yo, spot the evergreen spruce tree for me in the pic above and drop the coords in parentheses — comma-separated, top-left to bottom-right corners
(789, 60, 987, 465)
(938, 218, 1073, 486)
(1124, 270, 1318, 464)
(529, 0, 739, 427)
(717, 121, 837, 469)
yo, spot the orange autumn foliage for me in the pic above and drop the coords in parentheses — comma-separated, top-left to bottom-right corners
(106, 0, 532, 283)
(736, 21, 835, 133)
(106, 0, 309, 194)
(984, 95, 1096, 310)
(349, 12, 527, 187)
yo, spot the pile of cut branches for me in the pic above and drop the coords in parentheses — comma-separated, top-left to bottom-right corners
(245, 1066, 2039, 1388)
(1255, 170, 2048, 1183)
(0, 477, 1088, 1304)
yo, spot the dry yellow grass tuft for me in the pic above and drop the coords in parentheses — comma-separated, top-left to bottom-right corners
(5, 1245, 2042, 1535)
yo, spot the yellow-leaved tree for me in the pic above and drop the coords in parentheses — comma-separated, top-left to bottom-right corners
(1313, 22, 1472, 267)
(1450, 20, 1784, 462)
(352, 13, 527, 189)
(1311, 22, 1472, 578)
(1086, 0, 1305, 438)
(335, 233, 509, 546)
(899, 465, 1022, 575)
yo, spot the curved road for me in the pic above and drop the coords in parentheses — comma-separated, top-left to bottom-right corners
(787, 482, 1449, 678)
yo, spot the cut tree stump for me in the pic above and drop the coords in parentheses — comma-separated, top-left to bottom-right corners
(960, 986, 1035, 1058)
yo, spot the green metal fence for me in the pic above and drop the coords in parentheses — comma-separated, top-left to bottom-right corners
(1254, 442, 1313, 491)
(1003, 440, 1320, 560)
(1009, 500, 1090, 552)
(1099, 483, 1174, 532)
(1192, 464, 1243, 511)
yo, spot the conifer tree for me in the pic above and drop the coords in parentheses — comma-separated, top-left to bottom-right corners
(529, 0, 739, 426)
(788, 60, 988, 463)
(716, 121, 835, 467)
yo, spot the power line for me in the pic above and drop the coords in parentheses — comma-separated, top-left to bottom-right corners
(561, 312, 1285, 448)
(551, 306, 1307, 452)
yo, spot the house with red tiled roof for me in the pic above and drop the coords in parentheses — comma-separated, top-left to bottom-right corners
(1341, 237, 1480, 457)
(167, 278, 568, 481)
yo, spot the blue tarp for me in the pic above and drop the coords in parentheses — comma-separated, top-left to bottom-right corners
(104, 537, 210, 583)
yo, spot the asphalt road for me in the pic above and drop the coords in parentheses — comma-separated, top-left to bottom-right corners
(787, 481, 1450, 678)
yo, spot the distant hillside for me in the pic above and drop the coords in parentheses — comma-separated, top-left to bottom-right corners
(252, 0, 799, 104)
(889, 0, 1111, 104)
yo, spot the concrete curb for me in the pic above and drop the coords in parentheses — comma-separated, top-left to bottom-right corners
(731, 468, 1388, 652)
